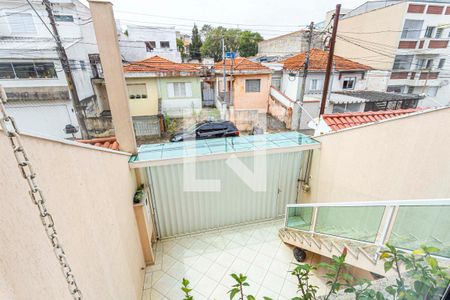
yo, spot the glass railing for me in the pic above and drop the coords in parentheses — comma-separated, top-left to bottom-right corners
(285, 200, 450, 257)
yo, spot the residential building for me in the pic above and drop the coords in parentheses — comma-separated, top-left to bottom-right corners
(0, 0, 99, 139)
(214, 57, 272, 130)
(257, 30, 324, 59)
(119, 24, 182, 63)
(335, 0, 450, 107)
(92, 56, 203, 137)
(276, 49, 373, 131)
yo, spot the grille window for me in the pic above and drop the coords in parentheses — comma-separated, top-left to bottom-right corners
(245, 79, 261, 93)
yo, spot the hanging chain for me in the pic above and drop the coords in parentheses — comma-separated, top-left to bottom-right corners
(0, 87, 83, 299)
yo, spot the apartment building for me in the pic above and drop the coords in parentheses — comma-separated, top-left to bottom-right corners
(0, 0, 99, 139)
(335, 0, 450, 107)
(119, 24, 182, 63)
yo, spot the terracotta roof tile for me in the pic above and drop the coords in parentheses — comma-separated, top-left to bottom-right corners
(78, 137, 120, 151)
(215, 57, 270, 72)
(123, 56, 200, 74)
(282, 48, 372, 71)
(323, 108, 422, 131)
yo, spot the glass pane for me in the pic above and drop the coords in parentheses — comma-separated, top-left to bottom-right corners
(35, 63, 57, 79)
(389, 206, 450, 257)
(0, 63, 15, 79)
(13, 63, 37, 79)
(315, 206, 385, 242)
(286, 207, 313, 231)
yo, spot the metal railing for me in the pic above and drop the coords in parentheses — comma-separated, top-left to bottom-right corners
(284, 199, 450, 258)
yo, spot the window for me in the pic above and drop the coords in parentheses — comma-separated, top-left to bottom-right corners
(7, 13, 36, 34)
(393, 55, 414, 70)
(438, 58, 446, 69)
(0, 63, 15, 79)
(271, 77, 281, 90)
(168, 82, 192, 97)
(34, 62, 57, 78)
(435, 28, 444, 38)
(145, 41, 156, 52)
(425, 26, 435, 38)
(127, 84, 147, 99)
(160, 41, 170, 49)
(407, 86, 415, 94)
(80, 60, 86, 70)
(416, 58, 425, 69)
(425, 59, 434, 69)
(54, 15, 74, 22)
(342, 77, 356, 90)
(12, 63, 37, 78)
(309, 79, 322, 92)
(69, 60, 78, 69)
(426, 86, 438, 97)
(245, 79, 261, 93)
(332, 103, 361, 113)
(401, 19, 423, 39)
(387, 86, 404, 93)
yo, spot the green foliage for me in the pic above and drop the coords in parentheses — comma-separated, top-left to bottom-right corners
(291, 263, 319, 300)
(181, 278, 193, 300)
(164, 114, 178, 135)
(133, 185, 144, 204)
(200, 25, 263, 61)
(228, 273, 256, 300)
(189, 24, 203, 61)
(176, 38, 187, 61)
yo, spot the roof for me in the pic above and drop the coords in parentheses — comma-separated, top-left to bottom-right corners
(214, 57, 271, 73)
(322, 109, 422, 131)
(334, 90, 423, 102)
(123, 56, 201, 74)
(78, 137, 119, 151)
(129, 132, 318, 167)
(282, 49, 372, 71)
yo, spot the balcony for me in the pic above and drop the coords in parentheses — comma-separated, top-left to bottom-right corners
(281, 199, 450, 275)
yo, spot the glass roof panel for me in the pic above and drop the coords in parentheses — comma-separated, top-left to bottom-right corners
(130, 132, 319, 164)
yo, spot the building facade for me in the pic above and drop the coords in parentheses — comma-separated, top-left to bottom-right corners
(0, 0, 99, 139)
(335, 0, 450, 107)
(119, 24, 182, 63)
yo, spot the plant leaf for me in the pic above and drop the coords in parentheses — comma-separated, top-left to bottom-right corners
(228, 288, 239, 300)
(384, 260, 393, 272)
(412, 248, 425, 255)
(426, 256, 438, 268)
(247, 296, 256, 300)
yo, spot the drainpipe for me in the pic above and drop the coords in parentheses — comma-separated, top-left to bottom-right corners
(88, 0, 137, 154)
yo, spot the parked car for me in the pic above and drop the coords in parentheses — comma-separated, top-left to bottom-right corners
(170, 121, 240, 142)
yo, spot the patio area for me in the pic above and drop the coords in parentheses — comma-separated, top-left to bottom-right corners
(142, 219, 328, 300)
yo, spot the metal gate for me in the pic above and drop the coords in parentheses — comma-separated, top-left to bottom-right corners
(132, 116, 161, 137)
(147, 151, 303, 238)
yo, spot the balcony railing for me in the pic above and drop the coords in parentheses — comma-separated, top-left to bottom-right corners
(284, 199, 450, 258)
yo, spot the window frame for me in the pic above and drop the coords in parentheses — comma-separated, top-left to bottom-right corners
(438, 58, 446, 69)
(342, 77, 357, 90)
(145, 41, 156, 52)
(245, 79, 261, 93)
(54, 15, 74, 22)
(401, 19, 424, 40)
(0, 63, 16, 79)
(425, 26, 435, 38)
(435, 28, 444, 39)
(160, 41, 170, 49)
(127, 83, 148, 100)
(393, 55, 414, 70)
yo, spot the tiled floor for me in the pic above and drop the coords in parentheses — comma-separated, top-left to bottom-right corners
(142, 219, 328, 300)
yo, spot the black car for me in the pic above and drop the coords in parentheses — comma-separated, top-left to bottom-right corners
(170, 121, 240, 142)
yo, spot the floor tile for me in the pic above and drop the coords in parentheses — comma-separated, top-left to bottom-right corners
(205, 263, 229, 282)
(153, 273, 178, 295)
(262, 272, 285, 294)
(194, 275, 219, 298)
(192, 256, 214, 273)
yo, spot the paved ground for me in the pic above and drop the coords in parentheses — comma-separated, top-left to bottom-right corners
(142, 219, 327, 300)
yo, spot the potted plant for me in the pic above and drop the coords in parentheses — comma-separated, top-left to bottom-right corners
(133, 185, 145, 204)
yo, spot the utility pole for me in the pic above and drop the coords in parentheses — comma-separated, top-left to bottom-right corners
(222, 36, 228, 111)
(319, 4, 341, 116)
(41, 0, 89, 139)
(230, 52, 234, 107)
(296, 21, 314, 131)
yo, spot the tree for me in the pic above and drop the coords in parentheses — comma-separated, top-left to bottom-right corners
(189, 24, 202, 61)
(238, 30, 263, 57)
(176, 38, 187, 61)
(200, 26, 264, 62)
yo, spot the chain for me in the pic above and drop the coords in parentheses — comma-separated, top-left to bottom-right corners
(0, 87, 83, 300)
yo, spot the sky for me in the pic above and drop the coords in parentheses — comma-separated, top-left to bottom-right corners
(102, 0, 369, 38)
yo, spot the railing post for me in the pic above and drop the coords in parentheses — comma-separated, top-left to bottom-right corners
(374, 205, 398, 260)
(310, 207, 318, 232)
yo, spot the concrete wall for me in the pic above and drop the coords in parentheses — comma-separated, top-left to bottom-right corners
(126, 77, 159, 117)
(257, 31, 323, 57)
(300, 107, 450, 204)
(0, 133, 145, 300)
(233, 74, 271, 113)
(335, 2, 407, 70)
(159, 76, 202, 117)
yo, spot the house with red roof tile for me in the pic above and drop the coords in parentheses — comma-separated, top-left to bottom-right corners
(273, 49, 409, 131)
(214, 57, 272, 129)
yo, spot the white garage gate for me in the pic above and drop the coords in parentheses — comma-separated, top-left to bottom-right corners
(129, 132, 319, 238)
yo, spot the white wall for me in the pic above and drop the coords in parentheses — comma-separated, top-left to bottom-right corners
(0, 132, 144, 299)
